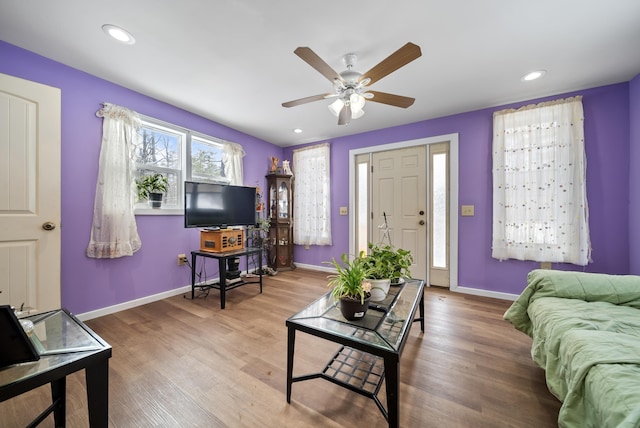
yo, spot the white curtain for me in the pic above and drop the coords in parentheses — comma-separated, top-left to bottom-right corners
(293, 143, 332, 246)
(492, 96, 591, 265)
(223, 141, 245, 185)
(86, 103, 142, 258)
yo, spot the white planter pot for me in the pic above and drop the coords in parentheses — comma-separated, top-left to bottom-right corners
(368, 278, 391, 302)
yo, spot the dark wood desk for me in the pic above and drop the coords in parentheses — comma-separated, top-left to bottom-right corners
(191, 247, 263, 309)
(286, 279, 425, 428)
(0, 309, 112, 427)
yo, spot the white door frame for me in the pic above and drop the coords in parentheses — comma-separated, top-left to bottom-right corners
(348, 133, 459, 290)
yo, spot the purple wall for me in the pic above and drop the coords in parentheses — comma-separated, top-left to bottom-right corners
(1, 41, 281, 314)
(284, 84, 632, 295)
(1, 39, 635, 313)
(630, 73, 640, 275)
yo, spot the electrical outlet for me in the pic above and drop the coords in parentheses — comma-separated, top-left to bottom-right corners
(461, 205, 475, 216)
(177, 254, 188, 266)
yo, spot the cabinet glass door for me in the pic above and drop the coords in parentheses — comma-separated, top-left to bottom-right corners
(269, 184, 276, 219)
(278, 182, 289, 219)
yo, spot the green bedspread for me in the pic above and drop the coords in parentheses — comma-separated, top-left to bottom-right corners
(504, 270, 640, 428)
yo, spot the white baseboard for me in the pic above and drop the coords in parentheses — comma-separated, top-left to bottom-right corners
(294, 262, 335, 273)
(76, 266, 518, 321)
(451, 286, 518, 301)
(295, 263, 519, 301)
(75, 284, 193, 321)
(76, 267, 268, 321)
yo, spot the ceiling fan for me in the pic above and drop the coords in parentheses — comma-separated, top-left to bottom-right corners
(282, 42, 422, 125)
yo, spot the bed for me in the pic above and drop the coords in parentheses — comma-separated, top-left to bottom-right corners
(504, 269, 640, 428)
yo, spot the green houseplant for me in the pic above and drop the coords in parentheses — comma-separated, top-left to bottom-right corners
(363, 243, 413, 280)
(362, 243, 414, 301)
(325, 252, 372, 320)
(135, 173, 169, 208)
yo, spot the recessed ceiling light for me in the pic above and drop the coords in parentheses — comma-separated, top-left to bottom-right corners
(102, 24, 135, 45)
(521, 70, 546, 82)
(293, 128, 303, 133)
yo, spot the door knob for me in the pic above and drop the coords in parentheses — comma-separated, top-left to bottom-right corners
(419, 220, 425, 226)
(42, 222, 56, 231)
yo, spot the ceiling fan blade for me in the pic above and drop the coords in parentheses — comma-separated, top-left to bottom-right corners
(338, 103, 352, 125)
(294, 47, 343, 83)
(282, 93, 333, 108)
(366, 91, 415, 108)
(359, 42, 422, 86)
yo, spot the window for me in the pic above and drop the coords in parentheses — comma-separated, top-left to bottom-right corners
(293, 143, 332, 246)
(135, 117, 232, 213)
(492, 96, 591, 265)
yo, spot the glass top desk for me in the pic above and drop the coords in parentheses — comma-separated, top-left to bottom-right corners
(286, 279, 425, 428)
(0, 309, 112, 427)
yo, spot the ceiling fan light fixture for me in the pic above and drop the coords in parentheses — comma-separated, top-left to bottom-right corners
(351, 109, 365, 119)
(283, 43, 422, 124)
(350, 93, 365, 113)
(328, 98, 344, 117)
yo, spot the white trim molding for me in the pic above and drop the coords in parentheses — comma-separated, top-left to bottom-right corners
(348, 133, 460, 291)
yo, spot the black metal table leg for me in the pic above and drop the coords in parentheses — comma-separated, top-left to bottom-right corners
(191, 252, 197, 299)
(86, 359, 109, 428)
(286, 327, 296, 403)
(219, 257, 227, 309)
(419, 288, 425, 332)
(50, 378, 65, 428)
(384, 357, 400, 428)
(258, 249, 263, 293)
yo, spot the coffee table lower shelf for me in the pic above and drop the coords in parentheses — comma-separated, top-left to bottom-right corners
(291, 346, 388, 420)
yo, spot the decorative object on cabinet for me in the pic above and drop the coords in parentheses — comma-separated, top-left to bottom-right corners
(270, 156, 279, 173)
(266, 173, 295, 271)
(282, 160, 293, 176)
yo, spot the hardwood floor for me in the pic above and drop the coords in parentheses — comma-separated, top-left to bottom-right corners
(0, 269, 561, 427)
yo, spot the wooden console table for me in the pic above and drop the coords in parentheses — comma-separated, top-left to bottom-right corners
(190, 247, 263, 309)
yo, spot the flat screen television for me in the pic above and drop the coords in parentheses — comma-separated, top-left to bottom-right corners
(184, 181, 257, 229)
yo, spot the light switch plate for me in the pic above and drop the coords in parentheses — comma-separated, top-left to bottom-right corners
(339, 206, 348, 215)
(461, 205, 474, 216)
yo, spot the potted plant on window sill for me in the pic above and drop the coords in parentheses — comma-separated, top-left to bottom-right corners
(136, 173, 169, 208)
(325, 252, 372, 321)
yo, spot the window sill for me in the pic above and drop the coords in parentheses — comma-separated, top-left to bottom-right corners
(135, 207, 184, 216)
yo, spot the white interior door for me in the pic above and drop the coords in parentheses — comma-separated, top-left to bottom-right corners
(0, 73, 61, 311)
(371, 146, 427, 281)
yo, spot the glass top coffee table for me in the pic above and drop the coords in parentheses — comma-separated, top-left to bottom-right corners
(286, 278, 425, 428)
(0, 309, 112, 427)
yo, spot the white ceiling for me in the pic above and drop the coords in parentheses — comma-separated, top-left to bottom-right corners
(1, 1, 639, 147)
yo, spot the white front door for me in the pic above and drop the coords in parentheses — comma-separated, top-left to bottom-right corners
(0, 73, 61, 311)
(371, 146, 427, 281)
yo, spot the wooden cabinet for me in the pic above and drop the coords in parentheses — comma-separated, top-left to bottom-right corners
(266, 174, 294, 271)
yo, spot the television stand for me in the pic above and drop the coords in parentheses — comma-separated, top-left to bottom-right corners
(189, 247, 262, 309)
